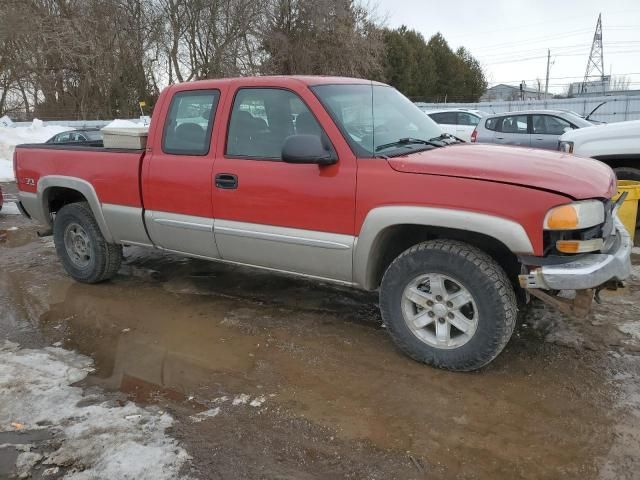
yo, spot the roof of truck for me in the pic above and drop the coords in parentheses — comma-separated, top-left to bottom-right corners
(172, 76, 388, 91)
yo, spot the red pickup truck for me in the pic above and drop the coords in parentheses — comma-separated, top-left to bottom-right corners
(14, 76, 632, 371)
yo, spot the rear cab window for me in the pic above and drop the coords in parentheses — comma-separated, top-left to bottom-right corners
(162, 90, 220, 155)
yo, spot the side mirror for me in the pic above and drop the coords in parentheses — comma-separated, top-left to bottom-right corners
(282, 135, 336, 165)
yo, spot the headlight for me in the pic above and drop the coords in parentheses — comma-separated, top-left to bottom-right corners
(543, 200, 604, 230)
(558, 140, 574, 153)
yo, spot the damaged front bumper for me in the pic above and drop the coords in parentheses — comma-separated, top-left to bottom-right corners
(518, 217, 632, 317)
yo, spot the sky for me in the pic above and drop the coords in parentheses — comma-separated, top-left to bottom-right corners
(375, 0, 640, 95)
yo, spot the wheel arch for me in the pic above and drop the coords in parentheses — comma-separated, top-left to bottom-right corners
(38, 176, 114, 242)
(592, 155, 640, 177)
(354, 206, 534, 291)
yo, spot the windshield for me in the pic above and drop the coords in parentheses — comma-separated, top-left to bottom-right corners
(312, 84, 443, 156)
(563, 112, 594, 128)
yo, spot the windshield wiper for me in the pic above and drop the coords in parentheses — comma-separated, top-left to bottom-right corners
(430, 133, 465, 144)
(375, 137, 442, 152)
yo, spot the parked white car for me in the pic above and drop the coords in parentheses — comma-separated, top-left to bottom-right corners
(559, 119, 640, 180)
(420, 108, 487, 142)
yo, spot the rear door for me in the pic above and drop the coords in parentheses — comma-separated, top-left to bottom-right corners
(531, 114, 575, 150)
(142, 88, 223, 257)
(211, 83, 357, 282)
(494, 114, 530, 147)
(456, 112, 480, 142)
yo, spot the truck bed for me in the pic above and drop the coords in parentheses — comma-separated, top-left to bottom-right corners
(14, 144, 145, 208)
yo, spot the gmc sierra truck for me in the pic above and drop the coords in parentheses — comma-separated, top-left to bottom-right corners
(13, 76, 632, 371)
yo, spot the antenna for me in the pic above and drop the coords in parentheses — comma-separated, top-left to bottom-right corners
(580, 13, 605, 95)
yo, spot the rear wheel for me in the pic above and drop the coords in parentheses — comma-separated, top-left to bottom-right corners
(379, 240, 517, 371)
(53, 202, 122, 283)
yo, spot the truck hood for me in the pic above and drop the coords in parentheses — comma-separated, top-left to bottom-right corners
(387, 144, 616, 200)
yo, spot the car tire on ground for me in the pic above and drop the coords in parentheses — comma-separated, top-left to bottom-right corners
(379, 239, 517, 371)
(53, 202, 122, 283)
(613, 167, 640, 182)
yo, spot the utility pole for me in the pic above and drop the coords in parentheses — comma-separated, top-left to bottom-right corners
(544, 49, 550, 100)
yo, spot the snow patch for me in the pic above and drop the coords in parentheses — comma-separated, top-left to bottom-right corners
(232, 393, 251, 406)
(249, 395, 267, 407)
(16, 451, 43, 477)
(103, 119, 146, 130)
(0, 341, 190, 479)
(190, 408, 220, 423)
(0, 120, 69, 181)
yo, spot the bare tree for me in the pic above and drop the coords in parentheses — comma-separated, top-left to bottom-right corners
(610, 75, 631, 91)
(261, 0, 383, 78)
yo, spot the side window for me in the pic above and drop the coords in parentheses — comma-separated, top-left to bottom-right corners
(162, 90, 220, 155)
(499, 115, 528, 134)
(533, 115, 573, 135)
(429, 112, 456, 125)
(457, 112, 479, 126)
(226, 88, 324, 159)
(56, 132, 72, 143)
(485, 118, 498, 131)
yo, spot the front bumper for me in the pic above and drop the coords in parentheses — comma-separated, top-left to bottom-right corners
(519, 217, 632, 291)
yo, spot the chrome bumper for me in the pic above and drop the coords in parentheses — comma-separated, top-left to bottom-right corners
(519, 218, 632, 291)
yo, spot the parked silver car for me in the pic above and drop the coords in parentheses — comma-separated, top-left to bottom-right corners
(471, 110, 594, 150)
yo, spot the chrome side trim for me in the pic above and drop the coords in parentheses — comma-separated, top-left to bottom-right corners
(153, 218, 213, 232)
(215, 225, 351, 250)
(214, 219, 355, 282)
(102, 204, 152, 246)
(37, 175, 114, 242)
(354, 206, 536, 290)
(145, 210, 220, 259)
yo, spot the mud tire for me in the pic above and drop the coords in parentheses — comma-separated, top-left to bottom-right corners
(613, 167, 640, 182)
(53, 202, 122, 283)
(379, 240, 518, 371)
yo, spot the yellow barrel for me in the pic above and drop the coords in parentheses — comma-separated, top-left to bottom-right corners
(613, 180, 640, 239)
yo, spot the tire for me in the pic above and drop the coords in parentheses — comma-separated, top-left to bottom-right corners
(379, 240, 517, 371)
(613, 167, 640, 182)
(53, 202, 122, 283)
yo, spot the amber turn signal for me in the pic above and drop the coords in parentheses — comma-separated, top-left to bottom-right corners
(545, 205, 578, 230)
(556, 239, 604, 254)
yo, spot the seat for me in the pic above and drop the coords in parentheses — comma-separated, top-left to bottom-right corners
(174, 122, 206, 151)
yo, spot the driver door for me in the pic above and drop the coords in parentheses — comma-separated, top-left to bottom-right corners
(212, 83, 357, 282)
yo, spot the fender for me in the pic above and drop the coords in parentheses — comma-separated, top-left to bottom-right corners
(353, 206, 535, 290)
(34, 175, 115, 242)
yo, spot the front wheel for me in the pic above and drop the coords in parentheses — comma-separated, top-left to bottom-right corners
(379, 240, 517, 371)
(53, 202, 122, 283)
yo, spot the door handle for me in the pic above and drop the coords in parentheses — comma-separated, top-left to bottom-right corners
(215, 173, 238, 189)
(495, 136, 504, 140)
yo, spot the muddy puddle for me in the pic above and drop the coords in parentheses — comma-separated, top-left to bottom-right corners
(2, 207, 640, 478)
